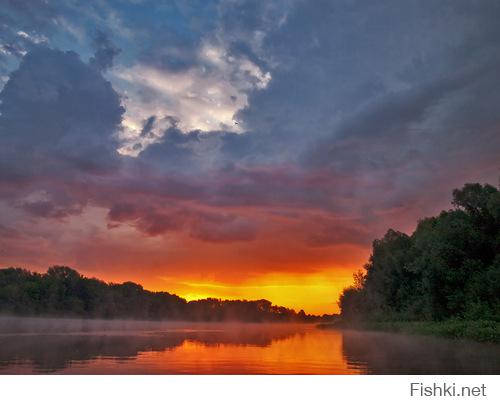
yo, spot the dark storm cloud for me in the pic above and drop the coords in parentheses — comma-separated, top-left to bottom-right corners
(0, 46, 124, 178)
(89, 30, 121, 72)
(189, 212, 258, 243)
(130, 0, 500, 224)
(107, 202, 186, 236)
(0, 45, 125, 223)
(232, 0, 500, 165)
(134, 125, 268, 176)
(106, 200, 258, 242)
(135, 126, 207, 172)
(1, 0, 500, 255)
(222, 0, 500, 221)
(209, 166, 334, 209)
(304, 59, 500, 171)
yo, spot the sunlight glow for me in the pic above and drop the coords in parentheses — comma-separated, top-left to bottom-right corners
(157, 270, 355, 315)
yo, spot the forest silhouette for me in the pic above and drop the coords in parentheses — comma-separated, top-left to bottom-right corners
(339, 183, 500, 323)
(0, 266, 327, 322)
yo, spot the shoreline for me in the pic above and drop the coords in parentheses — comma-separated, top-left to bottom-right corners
(318, 319, 500, 343)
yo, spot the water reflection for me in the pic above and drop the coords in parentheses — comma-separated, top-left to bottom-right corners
(0, 317, 498, 374)
(0, 317, 312, 373)
(341, 329, 500, 375)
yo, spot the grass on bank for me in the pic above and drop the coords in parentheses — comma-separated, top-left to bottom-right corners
(318, 319, 500, 343)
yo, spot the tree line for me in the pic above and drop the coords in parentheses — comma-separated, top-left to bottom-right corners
(339, 183, 500, 322)
(0, 266, 328, 322)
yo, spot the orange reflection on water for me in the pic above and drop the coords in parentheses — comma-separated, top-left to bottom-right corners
(1, 320, 499, 374)
(59, 324, 362, 374)
(161, 331, 353, 374)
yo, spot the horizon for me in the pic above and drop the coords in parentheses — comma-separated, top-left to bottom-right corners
(0, 264, 337, 316)
(1, 1, 500, 316)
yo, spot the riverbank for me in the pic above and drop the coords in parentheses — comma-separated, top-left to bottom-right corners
(318, 319, 500, 343)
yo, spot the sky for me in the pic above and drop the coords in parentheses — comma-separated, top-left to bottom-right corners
(0, 0, 499, 314)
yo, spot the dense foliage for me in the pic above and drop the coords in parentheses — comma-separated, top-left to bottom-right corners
(0, 266, 323, 322)
(339, 183, 500, 322)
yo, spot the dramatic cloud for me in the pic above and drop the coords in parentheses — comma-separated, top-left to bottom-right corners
(114, 41, 271, 155)
(0, 45, 125, 226)
(0, 46, 124, 176)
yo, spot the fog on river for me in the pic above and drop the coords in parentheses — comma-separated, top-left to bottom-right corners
(0, 317, 498, 374)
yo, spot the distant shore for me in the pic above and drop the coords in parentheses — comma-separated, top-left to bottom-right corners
(318, 319, 500, 343)
(0, 266, 335, 323)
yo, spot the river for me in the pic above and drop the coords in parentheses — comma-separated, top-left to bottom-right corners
(0, 317, 498, 374)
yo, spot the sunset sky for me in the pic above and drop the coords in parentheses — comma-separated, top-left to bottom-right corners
(1, 0, 499, 314)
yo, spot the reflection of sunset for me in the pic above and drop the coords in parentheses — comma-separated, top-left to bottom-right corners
(1, 320, 497, 374)
(59, 325, 360, 375)
(159, 333, 353, 374)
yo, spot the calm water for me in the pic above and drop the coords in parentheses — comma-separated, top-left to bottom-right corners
(0, 317, 498, 374)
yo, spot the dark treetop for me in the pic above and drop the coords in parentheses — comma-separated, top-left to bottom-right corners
(339, 182, 500, 322)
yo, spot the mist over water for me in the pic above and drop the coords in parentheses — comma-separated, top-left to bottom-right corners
(0, 317, 498, 374)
